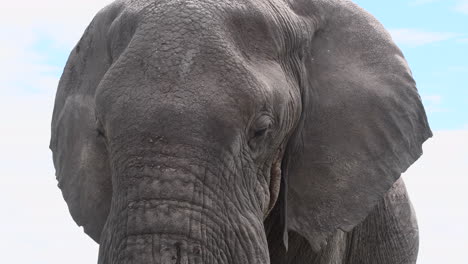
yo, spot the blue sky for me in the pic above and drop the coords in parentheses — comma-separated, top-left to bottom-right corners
(355, 0, 468, 130)
(19, 0, 468, 129)
(0, 1, 467, 264)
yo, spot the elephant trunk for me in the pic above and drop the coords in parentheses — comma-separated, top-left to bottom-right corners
(97, 144, 268, 264)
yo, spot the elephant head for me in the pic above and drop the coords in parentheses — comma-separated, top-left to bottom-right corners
(50, 0, 431, 263)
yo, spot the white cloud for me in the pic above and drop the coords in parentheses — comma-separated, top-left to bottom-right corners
(1, 1, 115, 48)
(422, 95, 442, 105)
(448, 66, 468, 73)
(421, 95, 449, 113)
(409, 0, 440, 6)
(0, 29, 61, 96)
(408, 0, 468, 15)
(404, 130, 468, 264)
(0, 0, 116, 96)
(389, 28, 460, 47)
(455, 0, 468, 14)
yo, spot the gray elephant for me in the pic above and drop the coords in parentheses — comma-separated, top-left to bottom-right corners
(50, 0, 431, 263)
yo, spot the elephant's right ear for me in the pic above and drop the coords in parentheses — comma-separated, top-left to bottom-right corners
(49, 4, 123, 243)
(283, 1, 432, 251)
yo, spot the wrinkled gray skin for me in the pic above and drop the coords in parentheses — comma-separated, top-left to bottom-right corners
(50, 0, 432, 263)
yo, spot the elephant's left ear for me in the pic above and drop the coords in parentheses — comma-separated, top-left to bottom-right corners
(49, 3, 124, 242)
(283, 1, 432, 251)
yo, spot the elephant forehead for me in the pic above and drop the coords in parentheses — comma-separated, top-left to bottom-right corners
(100, 1, 294, 110)
(109, 0, 294, 70)
(108, 0, 316, 60)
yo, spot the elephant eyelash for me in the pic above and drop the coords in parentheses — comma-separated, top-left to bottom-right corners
(97, 129, 106, 138)
(253, 127, 269, 138)
(95, 118, 106, 138)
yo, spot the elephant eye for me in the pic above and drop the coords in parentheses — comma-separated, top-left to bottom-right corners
(253, 127, 269, 138)
(249, 115, 273, 148)
(97, 128, 106, 138)
(95, 119, 106, 138)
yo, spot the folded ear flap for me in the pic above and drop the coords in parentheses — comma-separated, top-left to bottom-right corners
(49, 5, 122, 243)
(284, 2, 432, 251)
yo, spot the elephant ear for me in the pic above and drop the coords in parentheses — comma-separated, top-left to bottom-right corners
(284, 1, 432, 251)
(49, 4, 123, 243)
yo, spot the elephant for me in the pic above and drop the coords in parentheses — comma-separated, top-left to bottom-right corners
(49, 0, 432, 263)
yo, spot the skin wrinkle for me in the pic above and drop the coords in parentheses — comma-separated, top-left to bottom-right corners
(110, 143, 237, 185)
(238, 147, 259, 218)
(237, 140, 272, 261)
(108, 140, 262, 262)
(125, 200, 227, 232)
(228, 149, 257, 261)
(117, 233, 224, 263)
(107, 119, 231, 154)
(124, 179, 223, 223)
(119, 170, 224, 221)
(255, 154, 275, 217)
(122, 210, 231, 256)
(114, 203, 234, 260)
